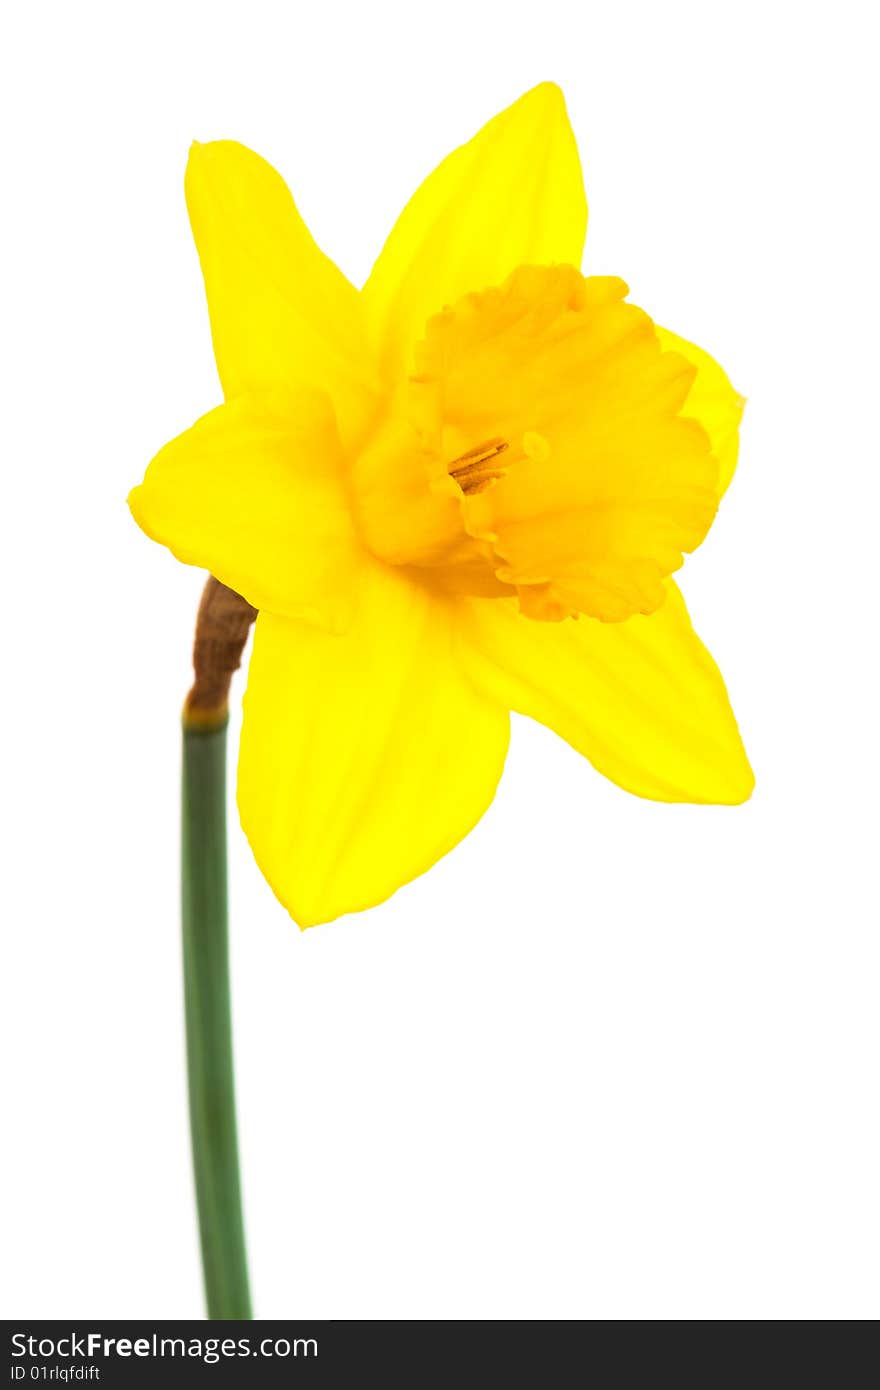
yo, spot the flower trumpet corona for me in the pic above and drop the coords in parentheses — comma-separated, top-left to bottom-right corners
(130, 83, 753, 929)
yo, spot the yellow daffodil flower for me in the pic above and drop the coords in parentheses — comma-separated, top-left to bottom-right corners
(130, 82, 753, 928)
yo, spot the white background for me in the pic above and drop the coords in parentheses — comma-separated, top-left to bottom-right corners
(2, 0, 877, 1320)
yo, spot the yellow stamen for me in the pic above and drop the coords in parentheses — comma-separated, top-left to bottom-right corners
(449, 438, 509, 495)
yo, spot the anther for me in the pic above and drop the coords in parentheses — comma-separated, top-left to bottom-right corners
(449, 439, 509, 495)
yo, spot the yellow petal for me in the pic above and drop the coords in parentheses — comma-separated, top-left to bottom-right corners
(186, 140, 377, 444)
(654, 326, 744, 496)
(237, 562, 510, 928)
(128, 390, 362, 631)
(459, 582, 753, 804)
(363, 83, 587, 380)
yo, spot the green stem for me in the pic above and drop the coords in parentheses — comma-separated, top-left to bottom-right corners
(182, 716, 252, 1319)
